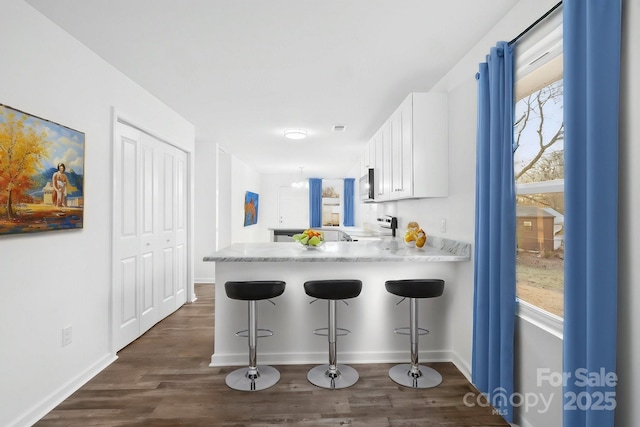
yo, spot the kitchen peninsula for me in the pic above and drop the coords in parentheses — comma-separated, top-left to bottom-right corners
(204, 237, 470, 368)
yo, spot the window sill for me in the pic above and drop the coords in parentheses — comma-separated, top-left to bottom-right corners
(516, 298, 563, 340)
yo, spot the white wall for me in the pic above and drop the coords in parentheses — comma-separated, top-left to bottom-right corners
(439, 76, 478, 373)
(194, 141, 217, 283)
(230, 156, 266, 243)
(0, 1, 194, 426)
(197, 148, 265, 285)
(514, 318, 563, 426)
(616, 0, 640, 424)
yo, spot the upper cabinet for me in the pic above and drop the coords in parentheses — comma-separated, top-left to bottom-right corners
(375, 121, 391, 201)
(361, 91, 448, 202)
(383, 92, 448, 200)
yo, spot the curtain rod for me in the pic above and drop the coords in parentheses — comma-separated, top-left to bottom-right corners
(508, 1, 563, 46)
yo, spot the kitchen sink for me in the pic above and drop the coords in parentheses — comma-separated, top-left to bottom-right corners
(369, 239, 400, 251)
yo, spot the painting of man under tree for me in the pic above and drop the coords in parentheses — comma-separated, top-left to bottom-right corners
(0, 104, 84, 235)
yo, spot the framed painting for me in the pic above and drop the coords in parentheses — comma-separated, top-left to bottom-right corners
(244, 191, 259, 227)
(0, 103, 85, 236)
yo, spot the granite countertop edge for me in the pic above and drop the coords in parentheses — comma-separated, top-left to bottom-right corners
(204, 236, 471, 263)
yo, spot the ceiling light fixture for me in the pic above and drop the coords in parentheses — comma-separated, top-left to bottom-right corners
(284, 129, 308, 140)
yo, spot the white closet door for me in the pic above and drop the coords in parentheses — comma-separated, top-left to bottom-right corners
(158, 145, 177, 318)
(138, 134, 159, 334)
(174, 149, 188, 306)
(113, 123, 143, 350)
(113, 122, 189, 351)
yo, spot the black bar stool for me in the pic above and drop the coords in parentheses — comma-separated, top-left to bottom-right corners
(304, 279, 362, 389)
(224, 280, 286, 391)
(385, 279, 445, 388)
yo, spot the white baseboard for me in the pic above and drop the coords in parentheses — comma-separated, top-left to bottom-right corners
(10, 353, 117, 427)
(210, 350, 452, 367)
(450, 350, 472, 382)
(194, 278, 215, 284)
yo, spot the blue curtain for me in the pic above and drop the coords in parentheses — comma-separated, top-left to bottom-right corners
(472, 41, 516, 423)
(309, 178, 322, 228)
(563, 1, 620, 426)
(343, 178, 355, 226)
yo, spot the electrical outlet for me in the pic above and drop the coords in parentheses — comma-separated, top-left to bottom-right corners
(62, 325, 73, 347)
(440, 218, 447, 233)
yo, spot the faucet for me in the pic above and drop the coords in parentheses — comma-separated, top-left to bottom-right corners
(390, 217, 398, 237)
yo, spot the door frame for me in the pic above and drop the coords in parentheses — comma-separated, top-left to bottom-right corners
(110, 108, 195, 354)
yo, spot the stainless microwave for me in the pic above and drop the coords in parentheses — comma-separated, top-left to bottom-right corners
(359, 168, 374, 201)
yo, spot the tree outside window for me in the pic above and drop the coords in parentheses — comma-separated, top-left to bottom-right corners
(514, 78, 565, 318)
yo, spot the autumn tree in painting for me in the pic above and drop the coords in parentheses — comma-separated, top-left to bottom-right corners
(0, 106, 50, 220)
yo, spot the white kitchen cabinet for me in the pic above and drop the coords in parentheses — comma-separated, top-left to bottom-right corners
(374, 121, 391, 201)
(388, 92, 448, 200)
(361, 135, 376, 176)
(389, 99, 413, 198)
(360, 143, 369, 175)
(368, 137, 376, 173)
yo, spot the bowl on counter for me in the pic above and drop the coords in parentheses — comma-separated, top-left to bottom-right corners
(296, 239, 324, 250)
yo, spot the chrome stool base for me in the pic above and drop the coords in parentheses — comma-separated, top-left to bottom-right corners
(307, 364, 359, 389)
(388, 363, 442, 389)
(225, 365, 280, 391)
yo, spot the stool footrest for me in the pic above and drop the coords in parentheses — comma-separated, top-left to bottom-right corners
(312, 327, 351, 337)
(393, 327, 429, 336)
(235, 328, 274, 338)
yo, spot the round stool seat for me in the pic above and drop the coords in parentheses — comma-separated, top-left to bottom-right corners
(385, 279, 444, 299)
(225, 281, 286, 301)
(304, 279, 362, 300)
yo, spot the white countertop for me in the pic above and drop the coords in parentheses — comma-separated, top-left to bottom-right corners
(204, 236, 470, 263)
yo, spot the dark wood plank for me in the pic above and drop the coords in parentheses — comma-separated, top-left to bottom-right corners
(35, 284, 508, 426)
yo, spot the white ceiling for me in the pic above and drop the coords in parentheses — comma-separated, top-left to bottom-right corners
(25, 0, 518, 177)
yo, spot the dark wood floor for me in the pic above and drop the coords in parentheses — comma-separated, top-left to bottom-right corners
(36, 284, 508, 427)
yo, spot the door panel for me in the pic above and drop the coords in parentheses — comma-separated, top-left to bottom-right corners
(121, 139, 138, 237)
(140, 250, 156, 333)
(175, 151, 187, 305)
(141, 252, 154, 314)
(176, 154, 186, 231)
(162, 152, 175, 232)
(176, 243, 186, 301)
(162, 247, 175, 302)
(120, 257, 138, 326)
(159, 149, 176, 316)
(141, 144, 155, 236)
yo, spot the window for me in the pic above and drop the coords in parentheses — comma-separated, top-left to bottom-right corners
(321, 179, 342, 226)
(514, 15, 564, 318)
